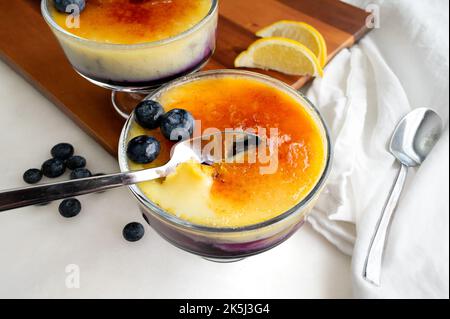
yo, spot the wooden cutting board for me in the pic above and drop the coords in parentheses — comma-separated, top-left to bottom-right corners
(0, 0, 371, 155)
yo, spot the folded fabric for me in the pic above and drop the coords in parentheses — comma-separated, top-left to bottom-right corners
(306, 0, 449, 298)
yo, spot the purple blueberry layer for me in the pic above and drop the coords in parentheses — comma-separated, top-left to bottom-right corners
(142, 208, 306, 260)
(77, 47, 214, 90)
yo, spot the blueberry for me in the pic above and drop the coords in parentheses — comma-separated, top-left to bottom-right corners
(160, 109, 195, 141)
(23, 169, 43, 184)
(123, 222, 145, 242)
(135, 100, 165, 129)
(42, 158, 66, 178)
(54, 0, 86, 13)
(126, 136, 160, 164)
(66, 156, 86, 170)
(51, 143, 74, 160)
(70, 168, 92, 180)
(59, 198, 81, 218)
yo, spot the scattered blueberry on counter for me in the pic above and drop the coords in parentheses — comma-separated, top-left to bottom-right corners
(123, 222, 145, 242)
(42, 158, 66, 178)
(51, 143, 74, 160)
(59, 198, 82, 218)
(160, 108, 195, 141)
(66, 155, 87, 170)
(135, 100, 165, 129)
(127, 136, 161, 164)
(23, 142, 91, 207)
(23, 169, 43, 184)
(70, 168, 92, 180)
(54, 0, 86, 14)
(21, 142, 147, 243)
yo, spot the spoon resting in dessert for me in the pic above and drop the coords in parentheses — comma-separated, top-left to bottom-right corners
(0, 132, 260, 212)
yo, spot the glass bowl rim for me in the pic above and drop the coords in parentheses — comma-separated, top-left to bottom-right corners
(118, 69, 333, 233)
(41, 0, 219, 49)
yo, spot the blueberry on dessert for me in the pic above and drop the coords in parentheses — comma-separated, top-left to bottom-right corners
(160, 109, 195, 141)
(54, 0, 86, 14)
(51, 143, 74, 160)
(135, 100, 165, 129)
(23, 169, 43, 184)
(126, 136, 161, 164)
(66, 155, 87, 170)
(123, 222, 145, 242)
(70, 168, 92, 180)
(59, 198, 82, 218)
(42, 158, 66, 178)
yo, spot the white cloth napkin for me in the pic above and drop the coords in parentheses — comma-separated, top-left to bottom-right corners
(306, 0, 449, 298)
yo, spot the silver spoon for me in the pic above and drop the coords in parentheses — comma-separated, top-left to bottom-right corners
(0, 131, 260, 212)
(363, 108, 443, 286)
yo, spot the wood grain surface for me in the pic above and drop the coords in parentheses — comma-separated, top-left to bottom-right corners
(0, 0, 371, 155)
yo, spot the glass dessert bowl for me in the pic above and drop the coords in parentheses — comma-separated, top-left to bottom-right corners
(118, 70, 332, 261)
(41, 0, 218, 118)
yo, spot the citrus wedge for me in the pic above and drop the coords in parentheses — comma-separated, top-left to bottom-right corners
(256, 20, 327, 67)
(234, 37, 324, 77)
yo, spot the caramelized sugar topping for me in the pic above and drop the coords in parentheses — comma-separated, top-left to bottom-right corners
(129, 76, 327, 227)
(51, 0, 212, 44)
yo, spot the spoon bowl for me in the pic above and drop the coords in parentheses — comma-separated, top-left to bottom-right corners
(390, 108, 443, 167)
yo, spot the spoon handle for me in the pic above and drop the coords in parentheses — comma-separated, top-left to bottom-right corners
(0, 168, 164, 212)
(363, 164, 409, 286)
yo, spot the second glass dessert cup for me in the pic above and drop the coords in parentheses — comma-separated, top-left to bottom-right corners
(41, 0, 219, 118)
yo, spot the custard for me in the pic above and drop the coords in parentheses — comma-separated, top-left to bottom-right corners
(43, 0, 217, 88)
(50, 0, 212, 44)
(127, 75, 327, 228)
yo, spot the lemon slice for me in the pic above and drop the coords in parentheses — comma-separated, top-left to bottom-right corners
(234, 37, 323, 77)
(256, 21, 327, 67)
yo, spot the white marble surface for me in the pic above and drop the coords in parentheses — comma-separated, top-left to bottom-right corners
(0, 60, 352, 299)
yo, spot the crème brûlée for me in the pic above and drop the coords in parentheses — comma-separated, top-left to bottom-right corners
(44, 0, 218, 88)
(127, 75, 328, 228)
(50, 0, 212, 44)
